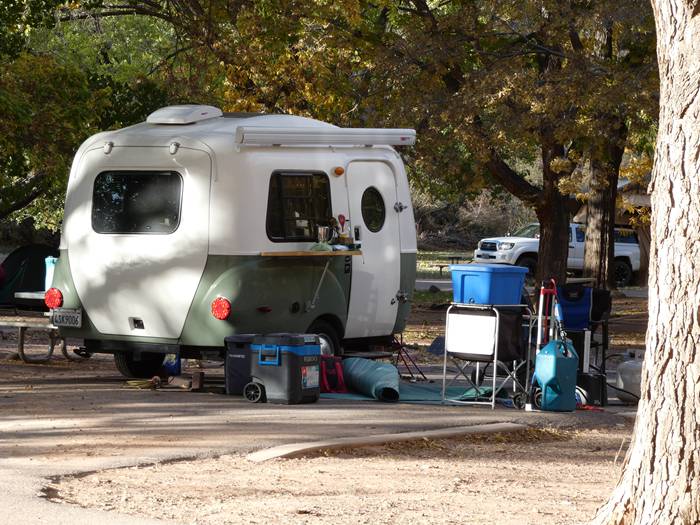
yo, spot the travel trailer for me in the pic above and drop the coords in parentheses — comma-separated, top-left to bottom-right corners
(47, 105, 417, 377)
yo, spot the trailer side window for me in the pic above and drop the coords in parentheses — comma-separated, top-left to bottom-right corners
(266, 171, 331, 242)
(92, 171, 182, 234)
(361, 187, 385, 233)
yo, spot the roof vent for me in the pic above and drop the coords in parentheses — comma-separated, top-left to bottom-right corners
(147, 105, 223, 125)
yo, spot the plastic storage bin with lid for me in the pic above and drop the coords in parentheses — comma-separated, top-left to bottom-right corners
(450, 263, 528, 305)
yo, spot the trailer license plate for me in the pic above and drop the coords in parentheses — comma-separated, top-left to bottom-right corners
(52, 308, 82, 328)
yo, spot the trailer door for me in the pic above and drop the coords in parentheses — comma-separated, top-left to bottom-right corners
(64, 146, 211, 339)
(344, 161, 401, 338)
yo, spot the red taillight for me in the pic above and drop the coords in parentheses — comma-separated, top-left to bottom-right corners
(45, 288, 63, 309)
(211, 297, 231, 320)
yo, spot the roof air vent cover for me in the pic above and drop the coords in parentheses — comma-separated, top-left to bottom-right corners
(147, 105, 223, 125)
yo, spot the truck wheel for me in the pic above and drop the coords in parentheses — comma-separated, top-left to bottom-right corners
(614, 259, 633, 287)
(307, 319, 340, 356)
(515, 255, 537, 281)
(114, 352, 165, 378)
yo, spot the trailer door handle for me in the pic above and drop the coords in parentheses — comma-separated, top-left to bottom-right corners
(354, 226, 361, 241)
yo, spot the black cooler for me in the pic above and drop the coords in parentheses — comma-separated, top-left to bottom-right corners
(248, 334, 321, 404)
(224, 334, 256, 395)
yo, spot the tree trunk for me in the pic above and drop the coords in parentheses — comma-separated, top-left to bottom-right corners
(583, 124, 626, 289)
(593, 2, 700, 523)
(635, 224, 651, 284)
(534, 194, 570, 284)
(582, 179, 615, 288)
(535, 141, 573, 284)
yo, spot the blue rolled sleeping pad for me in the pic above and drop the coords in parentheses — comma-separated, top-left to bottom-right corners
(341, 357, 400, 402)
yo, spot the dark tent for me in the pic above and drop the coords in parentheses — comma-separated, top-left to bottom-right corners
(0, 244, 59, 307)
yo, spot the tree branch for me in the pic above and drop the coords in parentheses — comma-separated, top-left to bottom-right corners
(0, 180, 47, 221)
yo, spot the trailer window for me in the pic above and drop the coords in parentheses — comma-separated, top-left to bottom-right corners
(266, 171, 331, 242)
(92, 171, 182, 234)
(361, 187, 385, 232)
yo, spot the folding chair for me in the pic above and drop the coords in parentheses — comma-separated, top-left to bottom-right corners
(557, 284, 612, 406)
(442, 304, 529, 408)
(557, 285, 611, 371)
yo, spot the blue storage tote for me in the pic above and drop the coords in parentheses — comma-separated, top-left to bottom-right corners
(450, 264, 527, 305)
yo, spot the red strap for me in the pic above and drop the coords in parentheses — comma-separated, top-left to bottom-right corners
(333, 360, 348, 393)
(320, 359, 332, 393)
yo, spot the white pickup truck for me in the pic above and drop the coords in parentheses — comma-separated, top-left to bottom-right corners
(473, 223, 641, 286)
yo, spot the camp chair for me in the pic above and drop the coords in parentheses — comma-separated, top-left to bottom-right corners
(557, 285, 612, 406)
(556, 285, 611, 371)
(441, 304, 529, 409)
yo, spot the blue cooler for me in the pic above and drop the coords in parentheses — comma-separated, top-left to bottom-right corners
(249, 334, 320, 404)
(450, 264, 527, 305)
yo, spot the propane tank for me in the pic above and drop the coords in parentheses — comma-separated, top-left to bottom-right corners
(616, 351, 643, 404)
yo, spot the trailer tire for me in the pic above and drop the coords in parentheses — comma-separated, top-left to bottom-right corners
(114, 352, 165, 378)
(308, 319, 340, 356)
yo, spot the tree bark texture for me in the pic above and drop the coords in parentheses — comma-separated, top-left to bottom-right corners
(593, 2, 700, 523)
(535, 139, 575, 284)
(583, 124, 626, 289)
(534, 190, 570, 284)
(635, 224, 651, 284)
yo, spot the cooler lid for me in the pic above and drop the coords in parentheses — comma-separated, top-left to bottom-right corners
(450, 263, 528, 274)
(253, 333, 320, 346)
(225, 334, 258, 343)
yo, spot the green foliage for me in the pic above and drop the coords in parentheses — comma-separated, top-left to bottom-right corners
(0, 0, 63, 55)
(30, 14, 177, 84)
(0, 12, 175, 227)
(0, 0, 659, 241)
(0, 52, 106, 228)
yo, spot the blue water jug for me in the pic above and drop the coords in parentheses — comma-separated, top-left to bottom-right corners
(44, 256, 58, 291)
(533, 340, 579, 412)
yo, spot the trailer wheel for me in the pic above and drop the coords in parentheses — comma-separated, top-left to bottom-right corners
(114, 352, 165, 378)
(243, 382, 265, 403)
(307, 319, 340, 356)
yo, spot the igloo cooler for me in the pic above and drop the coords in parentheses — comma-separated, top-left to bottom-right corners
(248, 334, 321, 404)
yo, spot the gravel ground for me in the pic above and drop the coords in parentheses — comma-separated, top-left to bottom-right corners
(52, 425, 632, 525)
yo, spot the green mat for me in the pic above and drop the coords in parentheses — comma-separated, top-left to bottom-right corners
(321, 381, 508, 405)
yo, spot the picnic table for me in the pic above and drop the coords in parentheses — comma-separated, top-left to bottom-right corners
(0, 292, 85, 363)
(434, 255, 465, 277)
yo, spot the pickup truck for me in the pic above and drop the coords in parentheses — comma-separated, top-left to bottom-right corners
(473, 223, 641, 286)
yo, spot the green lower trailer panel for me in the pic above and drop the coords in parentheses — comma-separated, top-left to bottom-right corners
(51, 250, 415, 352)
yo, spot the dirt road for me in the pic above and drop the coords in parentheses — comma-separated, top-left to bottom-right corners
(0, 294, 643, 524)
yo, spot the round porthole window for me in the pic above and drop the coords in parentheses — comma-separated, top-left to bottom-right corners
(361, 187, 385, 233)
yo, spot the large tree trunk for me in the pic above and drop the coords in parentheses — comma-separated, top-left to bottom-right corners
(593, 2, 700, 523)
(583, 123, 627, 289)
(535, 140, 573, 284)
(534, 192, 570, 284)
